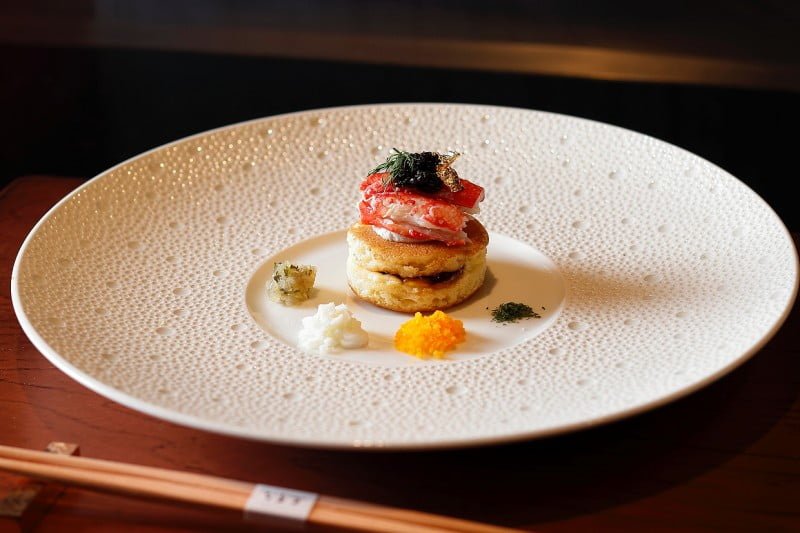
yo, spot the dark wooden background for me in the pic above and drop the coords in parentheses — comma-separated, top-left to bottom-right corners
(2, 0, 800, 230)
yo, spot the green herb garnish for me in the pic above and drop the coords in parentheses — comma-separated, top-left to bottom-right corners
(491, 302, 540, 323)
(370, 148, 414, 179)
(370, 148, 462, 193)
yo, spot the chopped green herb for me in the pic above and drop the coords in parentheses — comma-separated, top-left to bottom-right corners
(491, 302, 540, 323)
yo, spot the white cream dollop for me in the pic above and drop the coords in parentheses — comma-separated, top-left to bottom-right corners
(298, 303, 368, 354)
(372, 226, 421, 243)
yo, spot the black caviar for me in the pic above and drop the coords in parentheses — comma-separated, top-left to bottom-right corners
(392, 152, 442, 193)
(370, 148, 450, 193)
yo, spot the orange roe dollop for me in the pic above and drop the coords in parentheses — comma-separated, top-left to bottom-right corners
(394, 310, 466, 359)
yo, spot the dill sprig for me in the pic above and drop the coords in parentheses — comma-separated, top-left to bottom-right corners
(370, 148, 415, 187)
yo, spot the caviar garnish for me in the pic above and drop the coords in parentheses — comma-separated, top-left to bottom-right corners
(491, 302, 540, 323)
(371, 148, 463, 193)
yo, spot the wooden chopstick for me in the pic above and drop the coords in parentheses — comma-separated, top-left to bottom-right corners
(0, 455, 442, 533)
(0, 445, 520, 533)
(0, 444, 250, 494)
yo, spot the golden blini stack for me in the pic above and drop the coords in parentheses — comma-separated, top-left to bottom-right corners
(347, 218, 488, 313)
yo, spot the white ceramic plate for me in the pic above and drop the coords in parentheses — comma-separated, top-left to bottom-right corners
(12, 104, 798, 449)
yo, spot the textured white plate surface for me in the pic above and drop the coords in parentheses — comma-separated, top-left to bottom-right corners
(12, 103, 799, 449)
(246, 230, 566, 366)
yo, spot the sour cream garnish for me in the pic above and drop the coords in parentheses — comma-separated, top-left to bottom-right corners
(298, 303, 368, 354)
(372, 226, 420, 243)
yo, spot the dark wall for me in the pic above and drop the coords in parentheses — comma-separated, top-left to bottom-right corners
(2, 45, 798, 230)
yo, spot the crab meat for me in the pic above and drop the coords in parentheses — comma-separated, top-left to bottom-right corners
(359, 193, 468, 246)
(359, 173, 485, 246)
(361, 173, 484, 210)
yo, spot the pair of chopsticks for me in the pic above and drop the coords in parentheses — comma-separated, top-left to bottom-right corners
(0, 444, 519, 532)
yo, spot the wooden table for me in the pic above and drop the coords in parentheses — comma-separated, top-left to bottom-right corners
(1, 176, 798, 532)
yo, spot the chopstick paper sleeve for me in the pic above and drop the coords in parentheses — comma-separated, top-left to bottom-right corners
(244, 483, 319, 520)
